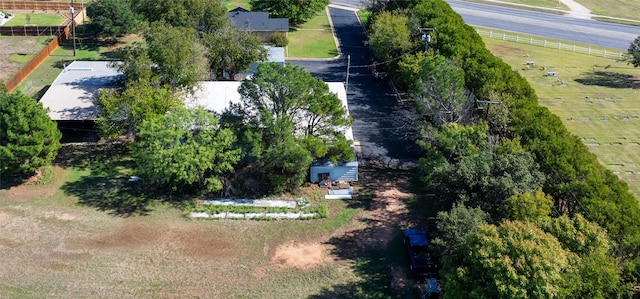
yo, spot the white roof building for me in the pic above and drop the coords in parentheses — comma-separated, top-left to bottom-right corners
(40, 61, 122, 121)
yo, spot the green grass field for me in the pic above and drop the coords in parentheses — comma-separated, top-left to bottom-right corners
(578, 0, 640, 20)
(0, 143, 413, 298)
(3, 13, 66, 26)
(480, 29, 640, 199)
(287, 8, 338, 58)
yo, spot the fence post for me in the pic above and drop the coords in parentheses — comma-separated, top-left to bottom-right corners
(544, 40, 547, 47)
(558, 42, 561, 49)
(503, 33, 505, 40)
(603, 50, 606, 57)
(516, 35, 519, 42)
(530, 37, 533, 45)
(588, 47, 591, 54)
(490, 31, 492, 38)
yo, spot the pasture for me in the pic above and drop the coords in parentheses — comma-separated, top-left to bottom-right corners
(481, 30, 640, 199)
(0, 143, 415, 298)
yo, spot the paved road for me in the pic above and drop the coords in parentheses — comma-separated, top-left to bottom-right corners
(290, 6, 420, 162)
(447, 0, 638, 50)
(330, 0, 639, 50)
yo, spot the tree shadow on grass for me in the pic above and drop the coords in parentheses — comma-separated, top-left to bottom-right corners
(575, 71, 640, 89)
(56, 142, 156, 216)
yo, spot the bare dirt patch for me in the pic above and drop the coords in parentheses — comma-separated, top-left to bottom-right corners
(272, 241, 334, 269)
(0, 36, 38, 80)
(489, 44, 524, 57)
(66, 222, 163, 250)
(169, 228, 239, 261)
(0, 166, 68, 201)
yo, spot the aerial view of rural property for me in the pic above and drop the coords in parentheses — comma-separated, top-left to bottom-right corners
(1, 0, 639, 297)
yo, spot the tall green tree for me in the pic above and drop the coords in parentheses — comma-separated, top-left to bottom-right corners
(130, 0, 227, 33)
(442, 221, 572, 299)
(234, 63, 353, 193)
(542, 214, 631, 298)
(628, 35, 640, 67)
(96, 76, 182, 139)
(505, 188, 554, 222)
(368, 10, 414, 63)
(132, 107, 241, 193)
(432, 202, 489, 255)
(202, 25, 268, 80)
(86, 0, 138, 41)
(250, 0, 329, 25)
(116, 24, 208, 92)
(412, 55, 472, 127)
(0, 87, 61, 175)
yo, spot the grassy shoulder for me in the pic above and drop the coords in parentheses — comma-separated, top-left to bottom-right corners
(3, 13, 66, 26)
(480, 30, 640, 199)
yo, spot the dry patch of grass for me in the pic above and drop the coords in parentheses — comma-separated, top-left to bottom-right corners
(483, 36, 640, 199)
(1, 143, 420, 298)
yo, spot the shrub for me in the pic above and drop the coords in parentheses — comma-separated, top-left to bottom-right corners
(268, 32, 289, 47)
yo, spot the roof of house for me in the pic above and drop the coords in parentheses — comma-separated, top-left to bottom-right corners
(40, 61, 350, 145)
(186, 81, 353, 141)
(40, 61, 122, 121)
(228, 9, 289, 32)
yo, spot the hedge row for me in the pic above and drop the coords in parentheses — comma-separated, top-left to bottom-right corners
(407, 0, 640, 259)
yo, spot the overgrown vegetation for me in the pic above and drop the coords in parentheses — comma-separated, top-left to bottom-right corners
(368, 0, 640, 295)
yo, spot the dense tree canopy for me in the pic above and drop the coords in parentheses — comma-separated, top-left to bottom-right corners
(375, 0, 640, 288)
(250, 0, 329, 25)
(228, 63, 353, 193)
(442, 221, 571, 299)
(411, 54, 472, 127)
(368, 10, 415, 64)
(431, 203, 489, 255)
(0, 87, 61, 175)
(202, 26, 267, 80)
(130, 0, 227, 33)
(132, 107, 241, 193)
(116, 24, 208, 92)
(86, 0, 138, 40)
(96, 77, 182, 139)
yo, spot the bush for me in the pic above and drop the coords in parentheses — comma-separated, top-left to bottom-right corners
(268, 32, 289, 47)
(317, 204, 329, 218)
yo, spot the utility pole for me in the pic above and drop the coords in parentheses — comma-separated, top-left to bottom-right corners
(419, 27, 435, 52)
(70, 0, 76, 56)
(345, 55, 351, 96)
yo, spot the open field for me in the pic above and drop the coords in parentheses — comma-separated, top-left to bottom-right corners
(481, 30, 640, 199)
(0, 143, 416, 298)
(3, 13, 66, 26)
(287, 8, 338, 59)
(0, 35, 51, 81)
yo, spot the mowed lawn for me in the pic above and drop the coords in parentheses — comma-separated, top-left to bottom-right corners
(287, 8, 338, 59)
(0, 143, 411, 298)
(3, 13, 66, 26)
(481, 33, 640, 199)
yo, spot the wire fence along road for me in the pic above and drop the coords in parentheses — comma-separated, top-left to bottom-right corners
(476, 29, 627, 59)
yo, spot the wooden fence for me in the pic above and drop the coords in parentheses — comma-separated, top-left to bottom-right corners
(5, 25, 68, 93)
(0, 24, 68, 36)
(0, 1, 80, 12)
